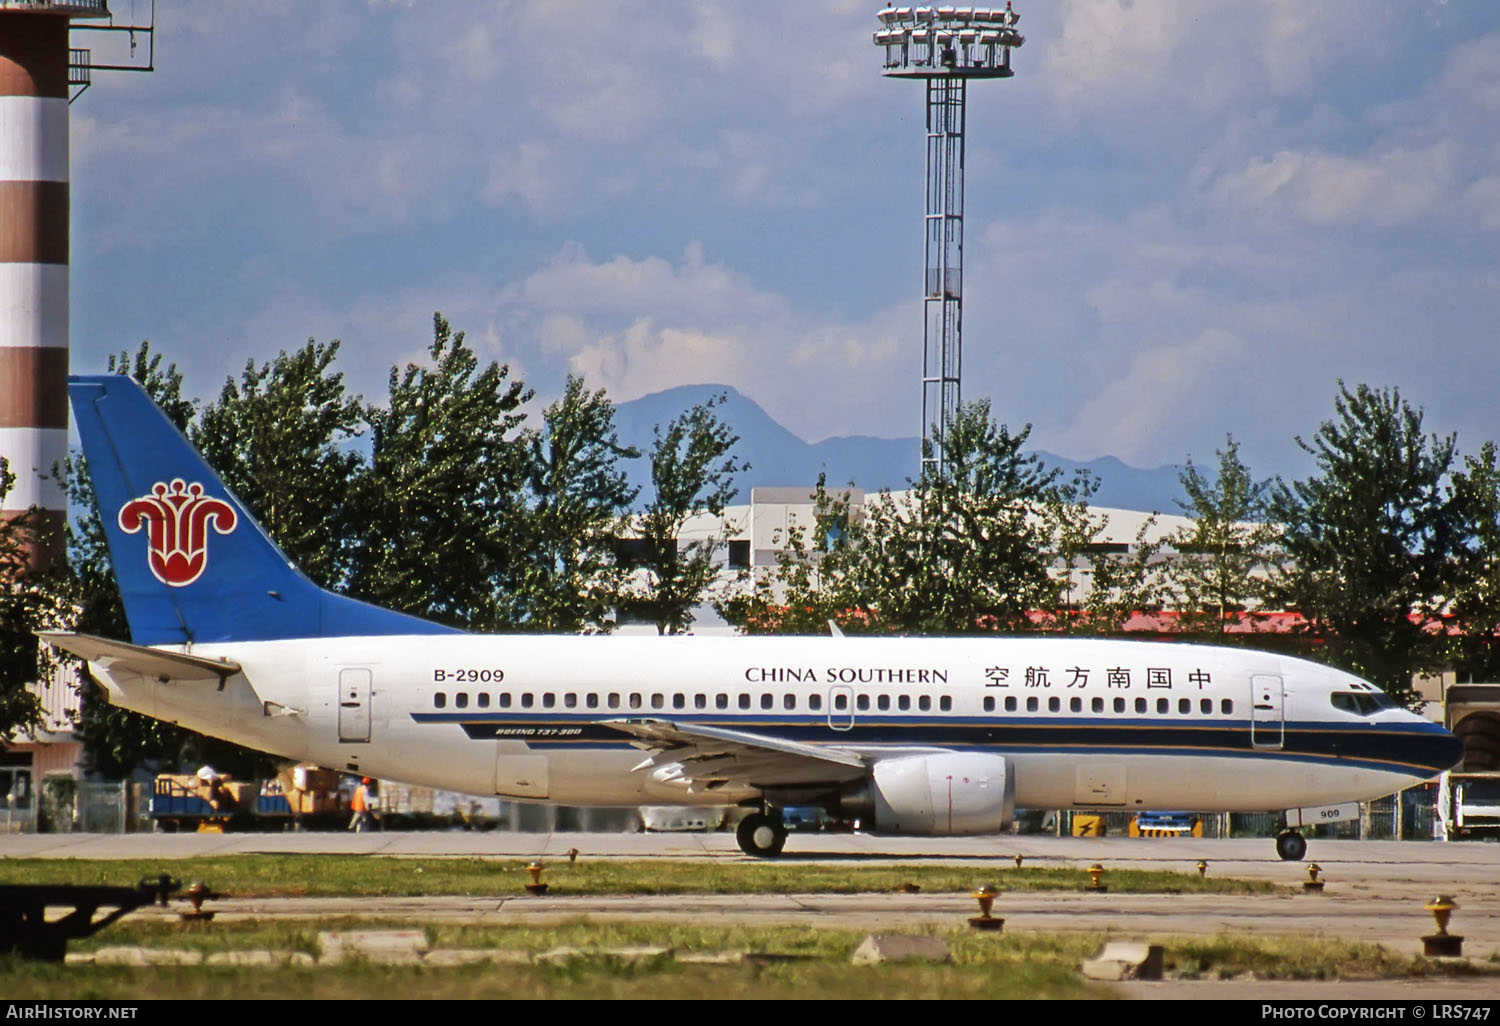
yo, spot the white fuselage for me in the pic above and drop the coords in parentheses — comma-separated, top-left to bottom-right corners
(90, 634, 1453, 814)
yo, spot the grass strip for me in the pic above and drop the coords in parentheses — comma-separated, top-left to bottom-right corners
(6, 922, 1490, 1001)
(0, 855, 1278, 897)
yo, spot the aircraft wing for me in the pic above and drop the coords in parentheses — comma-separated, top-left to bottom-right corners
(602, 718, 869, 790)
(37, 631, 242, 683)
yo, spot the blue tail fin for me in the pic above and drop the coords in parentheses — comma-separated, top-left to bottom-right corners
(69, 374, 460, 645)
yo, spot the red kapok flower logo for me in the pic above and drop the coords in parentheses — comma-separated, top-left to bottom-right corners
(118, 480, 238, 588)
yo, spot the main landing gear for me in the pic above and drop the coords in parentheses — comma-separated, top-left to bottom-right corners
(736, 810, 788, 857)
(1275, 829, 1308, 861)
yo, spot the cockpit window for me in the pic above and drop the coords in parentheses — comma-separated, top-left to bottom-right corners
(1331, 691, 1397, 716)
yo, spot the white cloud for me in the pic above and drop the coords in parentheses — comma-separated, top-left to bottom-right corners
(62, 0, 1500, 489)
(1044, 0, 1189, 109)
(496, 243, 914, 440)
(1210, 143, 1455, 227)
(1054, 329, 1249, 464)
(1464, 177, 1500, 232)
(1040, 0, 1370, 120)
(482, 141, 566, 214)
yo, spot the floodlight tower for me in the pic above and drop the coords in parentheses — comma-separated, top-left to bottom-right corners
(874, 4, 1023, 478)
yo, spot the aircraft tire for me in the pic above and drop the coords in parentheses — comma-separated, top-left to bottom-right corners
(736, 812, 788, 857)
(1275, 830, 1307, 861)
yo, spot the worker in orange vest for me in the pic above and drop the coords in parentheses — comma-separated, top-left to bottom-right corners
(349, 777, 374, 832)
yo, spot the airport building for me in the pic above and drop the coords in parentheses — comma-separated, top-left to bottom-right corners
(623, 485, 1216, 635)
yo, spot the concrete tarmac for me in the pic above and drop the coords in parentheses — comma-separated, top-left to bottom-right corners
(5, 831, 1498, 1001)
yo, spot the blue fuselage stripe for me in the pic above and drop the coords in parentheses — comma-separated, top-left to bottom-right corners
(407, 712, 1455, 776)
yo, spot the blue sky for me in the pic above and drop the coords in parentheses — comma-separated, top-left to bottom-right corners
(66, 1, 1500, 482)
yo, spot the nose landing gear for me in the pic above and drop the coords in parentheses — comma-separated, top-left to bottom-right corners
(1275, 829, 1308, 861)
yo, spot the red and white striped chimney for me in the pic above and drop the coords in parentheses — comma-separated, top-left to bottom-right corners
(0, 8, 74, 571)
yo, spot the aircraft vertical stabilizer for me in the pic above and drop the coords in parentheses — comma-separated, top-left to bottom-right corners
(69, 374, 459, 646)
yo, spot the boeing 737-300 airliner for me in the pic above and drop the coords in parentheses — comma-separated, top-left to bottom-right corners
(43, 374, 1463, 859)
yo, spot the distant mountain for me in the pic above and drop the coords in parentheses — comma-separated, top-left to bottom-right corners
(612, 384, 1188, 514)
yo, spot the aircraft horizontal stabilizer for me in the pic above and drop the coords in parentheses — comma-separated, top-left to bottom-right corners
(37, 631, 242, 684)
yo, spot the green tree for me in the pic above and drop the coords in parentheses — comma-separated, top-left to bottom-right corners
(1072, 516, 1168, 635)
(1268, 382, 1471, 700)
(0, 459, 51, 739)
(352, 314, 532, 629)
(847, 401, 1066, 634)
(1166, 437, 1278, 635)
(717, 476, 863, 635)
(517, 377, 639, 633)
(194, 340, 366, 589)
(722, 402, 1100, 637)
(1442, 441, 1500, 682)
(630, 394, 746, 635)
(1045, 469, 1170, 634)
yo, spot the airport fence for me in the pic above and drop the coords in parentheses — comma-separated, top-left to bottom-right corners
(1029, 784, 1440, 841)
(0, 779, 1448, 837)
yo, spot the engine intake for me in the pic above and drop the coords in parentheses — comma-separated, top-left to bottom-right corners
(837, 753, 1013, 834)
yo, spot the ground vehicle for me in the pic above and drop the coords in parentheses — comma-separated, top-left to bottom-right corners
(150, 766, 347, 832)
(1441, 773, 1500, 838)
(1436, 684, 1500, 840)
(1128, 811, 1202, 838)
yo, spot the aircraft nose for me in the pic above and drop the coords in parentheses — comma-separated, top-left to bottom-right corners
(1436, 728, 1466, 772)
(1408, 722, 1466, 775)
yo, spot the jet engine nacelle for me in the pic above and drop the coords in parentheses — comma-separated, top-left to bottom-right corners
(837, 753, 1013, 835)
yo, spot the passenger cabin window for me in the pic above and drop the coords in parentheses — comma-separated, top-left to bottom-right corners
(1200, 698, 1212, 714)
(940, 696, 952, 712)
(434, 693, 446, 709)
(499, 693, 512, 708)
(672, 694, 685, 710)
(628, 693, 641, 710)
(1135, 698, 1147, 713)
(1005, 696, 1017, 712)
(877, 695, 890, 711)
(716, 694, 729, 710)
(1113, 698, 1125, 713)
(1069, 697, 1082, 713)
(760, 694, 773, 710)
(607, 693, 620, 709)
(898, 695, 911, 711)
(809, 694, 822, 711)
(740, 694, 752, 710)
(586, 694, 598, 709)
(857, 695, 870, 711)
(1220, 699, 1233, 714)
(1156, 698, 1169, 714)
(651, 693, 664, 710)
(834, 694, 848, 711)
(918, 696, 931, 712)
(1026, 697, 1038, 712)
(983, 696, 995, 712)
(456, 693, 468, 709)
(542, 693, 555, 709)
(1092, 697, 1104, 713)
(1048, 697, 1060, 713)
(563, 693, 576, 709)
(784, 694, 796, 710)
(479, 693, 490, 709)
(694, 694, 706, 710)
(1178, 698, 1190, 714)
